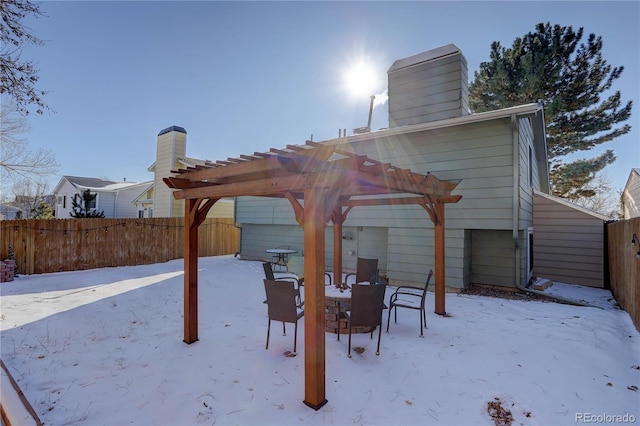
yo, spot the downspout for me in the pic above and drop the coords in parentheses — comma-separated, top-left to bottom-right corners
(511, 115, 600, 308)
(233, 197, 242, 257)
(114, 190, 119, 218)
(511, 115, 522, 290)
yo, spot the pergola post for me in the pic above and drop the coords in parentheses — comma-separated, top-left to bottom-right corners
(184, 198, 199, 343)
(433, 201, 446, 315)
(332, 208, 343, 287)
(302, 187, 328, 410)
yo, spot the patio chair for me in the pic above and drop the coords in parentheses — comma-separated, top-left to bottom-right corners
(263, 262, 303, 308)
(344, 257, 379, 286)
(337, 283, 387, 357)
(386, 269, 433, 337)
(263, 279, 304, 354)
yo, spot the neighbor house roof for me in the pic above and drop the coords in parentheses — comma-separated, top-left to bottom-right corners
(53, 176, 142, 194)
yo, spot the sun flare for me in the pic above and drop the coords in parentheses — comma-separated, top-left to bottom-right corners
(344, 62, 378, 97)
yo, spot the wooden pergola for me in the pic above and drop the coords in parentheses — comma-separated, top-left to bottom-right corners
(164, 139, 461, 409)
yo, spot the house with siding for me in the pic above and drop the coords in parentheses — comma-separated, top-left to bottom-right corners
(235, 44, 557, 290)
(53, 176, 154, 218)
(623, 168, 640, 219)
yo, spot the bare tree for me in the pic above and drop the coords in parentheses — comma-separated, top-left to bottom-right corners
(0, 103, 59, 200)
(10, 177, 54, 218)
(0, 0, 50, 115)
(571, 172, 622, 219)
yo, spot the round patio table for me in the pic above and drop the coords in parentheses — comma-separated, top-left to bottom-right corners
(265, 248, 297, 268)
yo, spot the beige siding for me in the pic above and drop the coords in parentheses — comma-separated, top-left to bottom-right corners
(623, 171, 640, 219)
(205, 198, 234, 219)
(154, 130, 186, 217)
(533, 192, 605, 287)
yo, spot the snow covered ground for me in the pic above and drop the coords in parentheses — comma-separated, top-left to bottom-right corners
(1, 255, 638, 425)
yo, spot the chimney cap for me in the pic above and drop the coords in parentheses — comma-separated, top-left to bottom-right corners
(388, 44, 463, 73)
(158, 125, 187, 136)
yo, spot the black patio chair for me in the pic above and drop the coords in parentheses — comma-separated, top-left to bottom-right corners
(337, 283, 387, 357)
(386, 269, 433, 337)
(263, 279, 304, 354)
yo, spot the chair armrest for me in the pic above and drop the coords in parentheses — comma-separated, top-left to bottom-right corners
(344, 273, 355, 285)
(393, 286, 424, 296)
(274, 272, 299, 280)
(389, 286, 423, 305)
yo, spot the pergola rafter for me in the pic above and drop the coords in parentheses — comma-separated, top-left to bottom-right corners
(164, 138, 461, 409)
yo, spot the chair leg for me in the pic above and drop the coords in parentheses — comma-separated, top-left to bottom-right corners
(347, 327, 352, 358)
(386, 305, 393, 332)
(376, 322, 382, 355)
(282, 321, 286, 335)
(419, 310, 424, 337)
(293, 321, 298, 354)
(266, 318, 271, 350)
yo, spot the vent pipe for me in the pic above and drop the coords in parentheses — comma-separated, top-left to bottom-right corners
(353, 95, 376, 134)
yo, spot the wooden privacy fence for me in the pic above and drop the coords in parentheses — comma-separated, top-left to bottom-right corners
(0, 218, 239, 275)
(607, 217, 640, 331)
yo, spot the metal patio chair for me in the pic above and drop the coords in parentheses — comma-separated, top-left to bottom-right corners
(387, 269, 433, 337)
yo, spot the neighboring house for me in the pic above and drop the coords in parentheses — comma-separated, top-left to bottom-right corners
(0, 204, 22, 220)
(533, 190, 608, 287)
(147, 125, 234, 219)
(52, 126, 234, 220)
(132, 182, 155, 218)
(1, 195, 56, 220)
(53, 176, 153, 218)
(623, 168, 640, 219)
(233, 44, 607, 290)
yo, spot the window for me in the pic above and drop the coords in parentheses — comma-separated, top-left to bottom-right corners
(148, 208, 153, 218)
(63, 195, 66, 209)
(138, 210, 144, 219)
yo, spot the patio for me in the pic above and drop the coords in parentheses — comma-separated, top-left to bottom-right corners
(1, 255, 638, 425)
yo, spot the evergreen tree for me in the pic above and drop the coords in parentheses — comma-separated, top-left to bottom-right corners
(70, 189, 105, 218)
(469, 22, 632, 199)
(32, 201, 54, 219)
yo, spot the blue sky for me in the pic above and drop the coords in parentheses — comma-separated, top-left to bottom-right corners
(14, 1, 640, 194)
